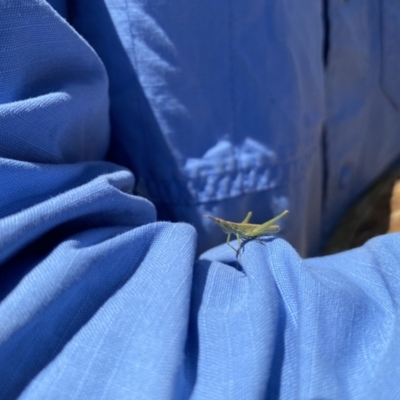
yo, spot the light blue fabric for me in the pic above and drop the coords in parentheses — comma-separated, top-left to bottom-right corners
(1, 0, 400, 398)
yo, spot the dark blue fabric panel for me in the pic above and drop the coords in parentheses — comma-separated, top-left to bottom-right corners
(324, 0, 400, 237)
(66, 0, 324, 256)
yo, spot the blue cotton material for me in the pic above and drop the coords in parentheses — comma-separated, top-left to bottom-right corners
(1, 0, 400, 398)
(63, 0, 324, 256)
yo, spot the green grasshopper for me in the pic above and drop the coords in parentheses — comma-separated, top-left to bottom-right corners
(204, 210, 289, 256)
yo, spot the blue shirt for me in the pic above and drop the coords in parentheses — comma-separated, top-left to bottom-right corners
(1, 0, 400, 398)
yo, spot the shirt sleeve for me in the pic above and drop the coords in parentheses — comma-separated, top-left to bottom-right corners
(194, 234, 400, 399)
(0, 2, 196, 398)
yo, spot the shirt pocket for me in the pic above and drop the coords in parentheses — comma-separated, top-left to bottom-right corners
(381, 0, 400, 109)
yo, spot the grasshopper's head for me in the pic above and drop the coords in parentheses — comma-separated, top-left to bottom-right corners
(204, 215, 234, 234)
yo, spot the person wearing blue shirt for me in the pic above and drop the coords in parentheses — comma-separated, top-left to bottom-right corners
(1, 0, 400, 398)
